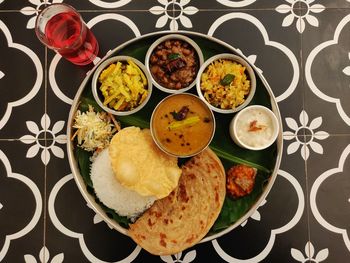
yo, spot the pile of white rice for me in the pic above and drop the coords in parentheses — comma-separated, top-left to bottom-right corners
(90, 148, 156, 218)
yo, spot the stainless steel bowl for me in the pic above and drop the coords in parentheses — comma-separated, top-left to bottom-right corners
(196, 53, 256, 114)
(91, 55, 152, 116)
(145, 34, 204, 94)
(150, 93, 216, 158)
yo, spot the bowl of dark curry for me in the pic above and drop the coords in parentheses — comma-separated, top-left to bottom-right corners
(145, 34, 204, 93)
(150, 93, 215, 158)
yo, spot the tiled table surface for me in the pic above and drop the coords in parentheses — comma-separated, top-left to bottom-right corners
(1, 0, 350, 262)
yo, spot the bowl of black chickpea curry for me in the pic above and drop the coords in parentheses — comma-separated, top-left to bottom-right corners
(145, 34, 204, 94)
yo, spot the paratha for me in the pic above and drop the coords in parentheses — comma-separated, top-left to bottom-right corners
(128, 148, 226, 255)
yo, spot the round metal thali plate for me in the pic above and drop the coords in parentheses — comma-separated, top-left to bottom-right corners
(67, 31, 283, 243)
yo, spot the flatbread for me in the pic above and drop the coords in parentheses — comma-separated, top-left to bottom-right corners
(128, 148, 226, 255)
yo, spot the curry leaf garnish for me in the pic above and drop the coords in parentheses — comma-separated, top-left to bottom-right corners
(220, 74, 235, 86)
(170, 106, 189, 121)
(168, 53, 181, 60)
(170, 111, 180, 120)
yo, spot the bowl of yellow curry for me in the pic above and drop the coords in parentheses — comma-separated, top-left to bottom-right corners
(150, 93, 215, 158)
(92, 56, 152, 116)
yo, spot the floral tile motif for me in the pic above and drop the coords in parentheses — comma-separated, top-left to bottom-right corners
(283, 110, 329, 160)
(276, 0, 325, 34)
(291, 241, 329, 262)
(20, 0, 63, 29)
(160, 250, 196, 263)
(19, 114, 66, 165)
(24, 246, 64, 263)
(168, 0, 198, 30)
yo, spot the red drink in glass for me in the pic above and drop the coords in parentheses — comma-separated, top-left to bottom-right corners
(35, 4, 99, 65)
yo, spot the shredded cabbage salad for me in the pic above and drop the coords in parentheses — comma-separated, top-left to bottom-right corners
(72, 105, 119, 151)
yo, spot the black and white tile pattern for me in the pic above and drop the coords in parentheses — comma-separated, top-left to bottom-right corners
(1, 0, 350, 262)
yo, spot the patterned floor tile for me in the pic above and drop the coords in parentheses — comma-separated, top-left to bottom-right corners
(314, 0, 350, 8)
(46, 50, 89, 136)
(0, 87, 46, 140)
(0, 140, 44, 262)
(62, 0, 174, 11)
(303, 9, 350, 135)
(134, 242, 228, 263)
(0, 0, 44, 11)
(307, 135, 350, 262)
(78, 11, 175, 53)
(174, 0, 301, 10)
(0, 12, 45, 139)
(301, 8, 349, 55)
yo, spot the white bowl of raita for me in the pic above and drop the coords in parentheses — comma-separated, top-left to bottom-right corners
(229, 105, 279, 150)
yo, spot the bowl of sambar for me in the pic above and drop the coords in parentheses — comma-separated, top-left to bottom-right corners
(150, 93, 215, 157)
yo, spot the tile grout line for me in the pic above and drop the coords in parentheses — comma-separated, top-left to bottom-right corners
(1, 6, 350, 13)
(172, 0, 176, 31)
(43, 46, 48, 262)
(76, 7, 350, 13)
(298, 6, 312, 261)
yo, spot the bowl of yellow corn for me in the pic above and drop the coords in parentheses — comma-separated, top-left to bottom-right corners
(92, 56, 152, 116)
